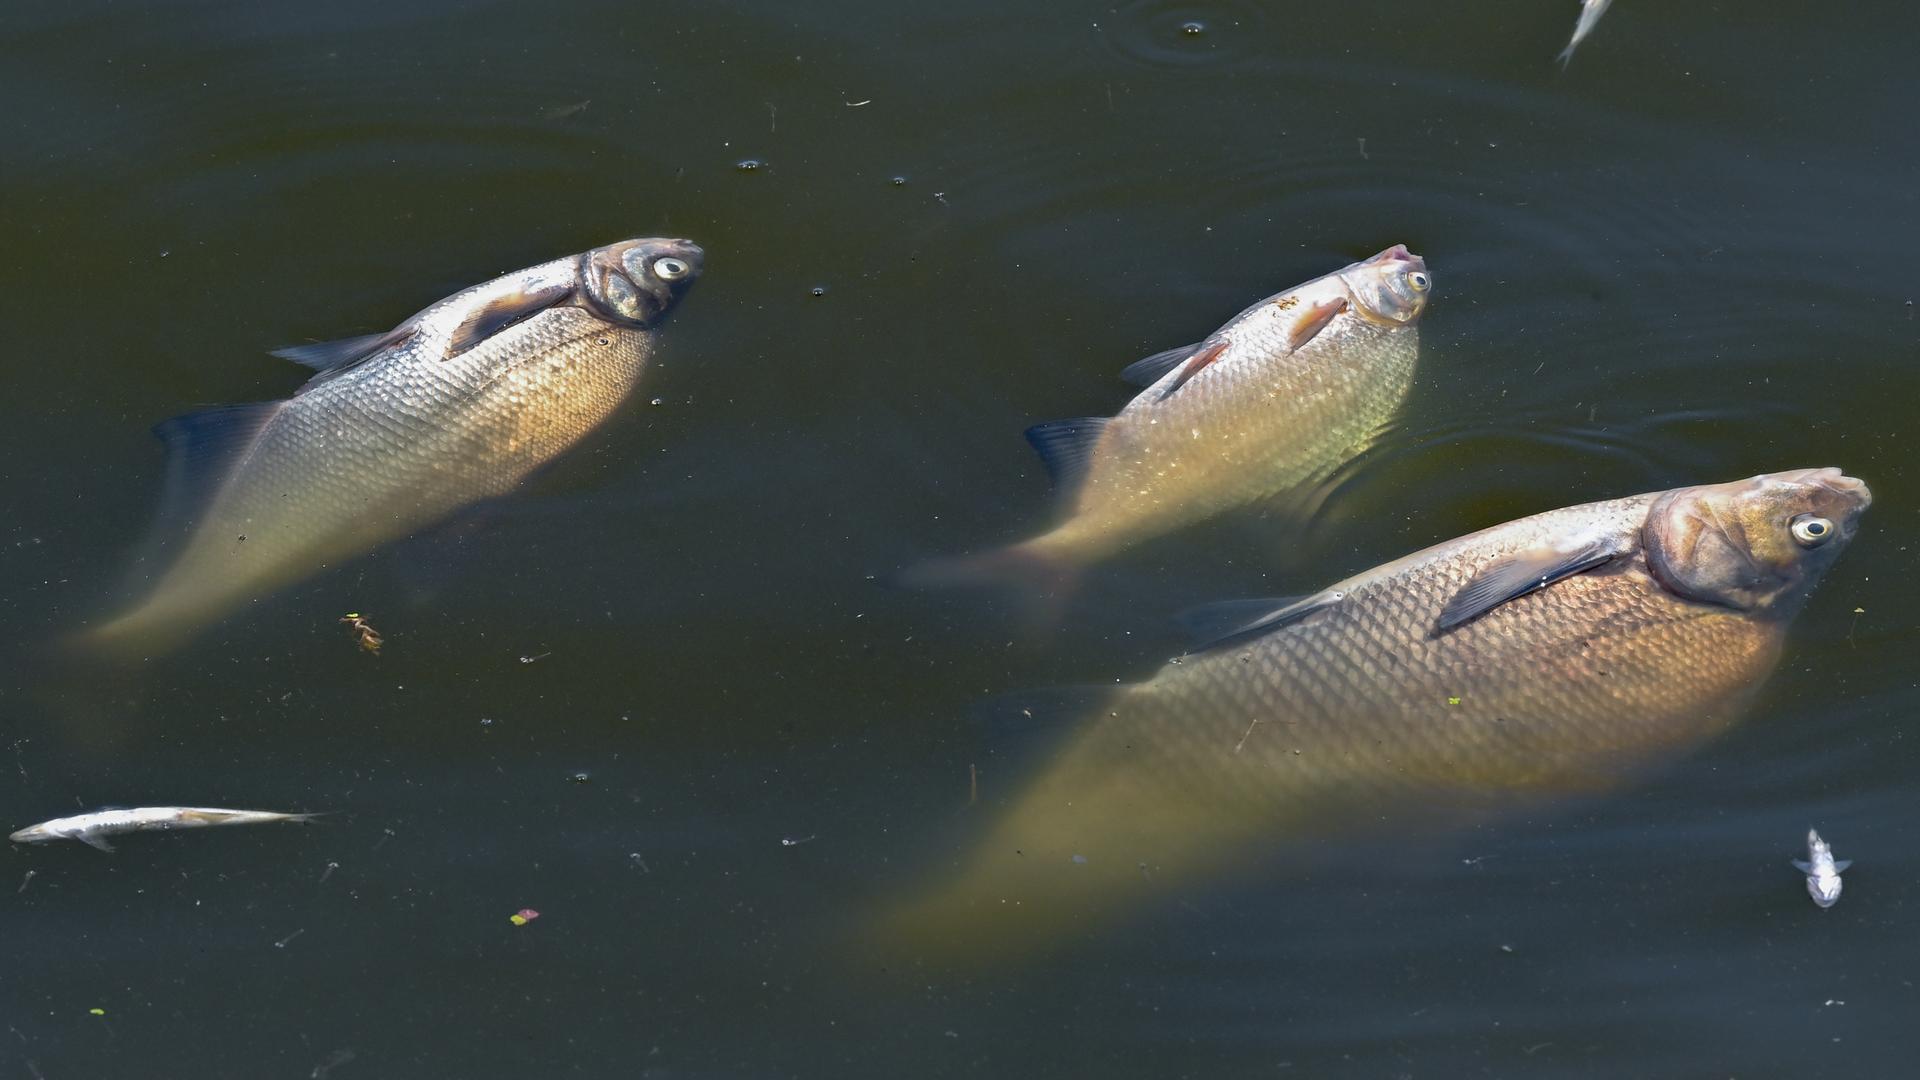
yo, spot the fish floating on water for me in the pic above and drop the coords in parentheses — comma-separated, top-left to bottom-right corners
(908, 245, 1428, 594)
(886, 469, 1869, 955)
(86, 237, 703, 651)
(1559, 0, 1615, 66)
(10, 807, 323, 851)
(1793, 828, 1850, 908)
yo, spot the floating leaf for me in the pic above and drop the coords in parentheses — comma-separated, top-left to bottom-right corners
(509, 908, 540, 926)
(88, 1008, 105, 1016)
(1446, 696, 1462, 706)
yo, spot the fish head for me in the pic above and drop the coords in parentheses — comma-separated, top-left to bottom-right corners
(581, 237, 705, 327)
(1643, 468, 1870, 616)
(1336, 244, 1431, 327)
(8, 824, 52, 844)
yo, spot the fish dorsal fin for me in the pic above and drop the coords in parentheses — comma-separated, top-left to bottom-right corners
(271, 326, 416, 377)
(1434, 538, 1627, 634)
(1179, 591, 1344, 653)
(446, 282, 575, 357)
(1119, 343, 1202, 387)
(1024, 417, 1110, 500)
(148, 402, 284, 542)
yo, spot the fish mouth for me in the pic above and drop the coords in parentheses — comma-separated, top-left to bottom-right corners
(1365, 244, 1416, 265)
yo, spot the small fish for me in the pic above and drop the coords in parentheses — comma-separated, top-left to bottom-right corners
(1793, 828, 1850, 908)
(886, 469, 1869, 956)
(9, 807, 322, 852)
(86, 237, 703, 652)
(1559, 0, 1614, 67)
(909, 245, 1429, 593)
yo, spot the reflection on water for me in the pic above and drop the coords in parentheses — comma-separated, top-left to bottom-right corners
(2, 0, 1918, 1077)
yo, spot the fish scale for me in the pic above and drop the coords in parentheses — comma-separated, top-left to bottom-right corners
(89, 238, 700, 648)
(886, 470, 1868, 956)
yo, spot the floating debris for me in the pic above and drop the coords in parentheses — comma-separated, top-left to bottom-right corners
(509, 908, 540, 926)
(340, 612, 383, 655)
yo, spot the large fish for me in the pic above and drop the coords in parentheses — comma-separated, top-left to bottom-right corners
(88, 237, 703, 650)
(886, 469, 1869, 955)
(910, 245, 1428, 592)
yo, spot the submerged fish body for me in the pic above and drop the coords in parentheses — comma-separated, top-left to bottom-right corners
(913, 245, 1428, 588)
(89, 238, 703, 650)
(887, 469, 1869, 954)
(1793, 828, 1849, 908)
(1559, 0, 1615, 66)
(9, 806, 320, 851)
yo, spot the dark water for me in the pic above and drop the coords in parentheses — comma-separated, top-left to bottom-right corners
(3, 1, 1917, 1076)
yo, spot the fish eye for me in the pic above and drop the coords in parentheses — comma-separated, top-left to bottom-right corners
(1790, 514, 1833, 546)
(1407, 271, 1430, 292)
(652, 257, 690, 281)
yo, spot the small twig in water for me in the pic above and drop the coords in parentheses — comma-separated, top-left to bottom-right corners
(318, 861, 339, 885)
(311, 1048, 357, 1080)
(780, 835, 817, 847)
(16, 870, 35, 895)
(968, 763, 978, 806)
(629, 851, 651, 874)
(275, 928, 306, 949)
(1233, 716, 1261, 754)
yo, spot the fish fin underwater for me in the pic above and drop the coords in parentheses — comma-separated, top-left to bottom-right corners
(1176, 591, 1344, 652)
(271, 326, 417, 377)
(80, 835, 115, 852)
(1022, 416, 1109, 500)
(1833, 859, 1854, 873)
(1118, 342, 1203, 387)
(1150, 339, 1228, 400)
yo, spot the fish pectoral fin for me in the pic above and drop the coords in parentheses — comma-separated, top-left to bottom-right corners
(1792, 859, 1813, 873)
(1832, 859, 1853, 873)
(1285, 297, 1349, 352)
(1024, 417, 1110, 501)
(80, 834, 116, 852)
(1154, 340, 1230, 401)
(1179, 591, 1344, 653)
(445, 282, 576, 357)
(1434, 538, 1628, 634)
(149, 402, 284, 541)
(271, 325, 417, 377)
(1119, 342, 1202, 388)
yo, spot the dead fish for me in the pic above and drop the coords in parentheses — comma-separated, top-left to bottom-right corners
(86, 238, 703, 651)
(1793, 828, 1850, 908)
(10, 807, 322, 851)
(1559, 0, 1615, 66)
(908, 245, 1428, 593)
(885, 469, 1869, 955)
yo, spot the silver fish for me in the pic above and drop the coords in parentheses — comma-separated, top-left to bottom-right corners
(910, 245, 1428, 591)
(10, 807, 321, 851)
(1793, 828, 1850, 908)
(1559, 0, 1615, 66)
(87, 237, 703, 651)
(886, 469, 1869, 955)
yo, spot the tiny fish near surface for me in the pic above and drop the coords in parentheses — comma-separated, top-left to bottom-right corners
(884, 469, 1869, 956)
(86, 238, 703, 651)
(1559, 0, 1615, 66)
(10, 807, 321, 851)
(1793, 828, 1850, 908)
(908, 245, 1428, 593)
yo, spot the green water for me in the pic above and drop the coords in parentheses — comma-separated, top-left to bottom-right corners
(2, 1, 1916, 1076)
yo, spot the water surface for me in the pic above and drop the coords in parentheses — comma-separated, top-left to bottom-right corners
(3, 1, 1917, 1076)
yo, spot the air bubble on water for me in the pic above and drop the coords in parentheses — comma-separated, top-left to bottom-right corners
(889, 176, 907, 186)
(1180, 20, 1205, 36)
(810, 286, 827, 297)
(735, 158, 763, 172)
(570, 772, 592, 784)
(649, 397, 665, 406)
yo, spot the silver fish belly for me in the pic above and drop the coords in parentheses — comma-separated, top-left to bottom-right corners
(88, 238, 703, 650)
(911, 245, 1429, 590)
(885, 469, 1869, 955)
(10, 806, 320, 851)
